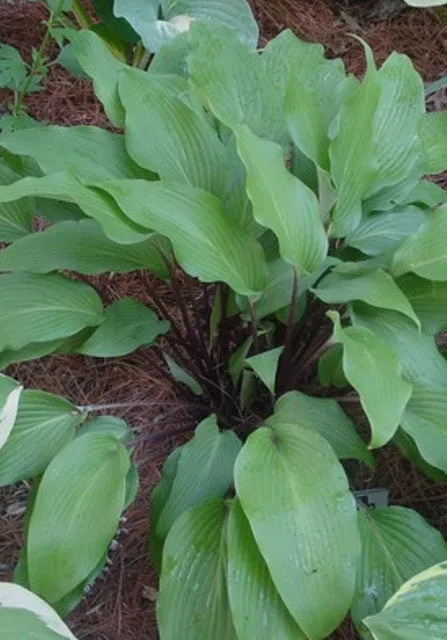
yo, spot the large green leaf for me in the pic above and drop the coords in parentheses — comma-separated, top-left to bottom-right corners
(0, 391, 82, 486)
(0, 126, 149, 181)
(420, 111, 447, 175)
(93, 179, 267, 296)
(0, 583, 77, 639)
(118, 68, 228, 196)
(0, 273, 103, 351)
(397, 274, 447, 334)
(273, 391, 374, 467)
(227, 499, 305, 640)
(77, 298, 169, 357)
(0, 173, 151, 244)
(364, 561, 447, 640)
(157, 498, 237, 640)
(245, 346, 283, 394)
(28, 433, 129, 603)
(0, 161, 33, 242)
(351, 303, 447, 386)
(393, 428, 447, 484)
(236, 126, 327, 275)
(393, 204, 447, 281)
(234, 417, 360, 638)
(329, 311, 412, 448)
(154, 415, 241, 542)
(315, 268, 419, 327)
(0, 219, 170, 278)
(400, 385, 447, 474)
(351, 506, 447, 630)
(345, 207, 427, 257)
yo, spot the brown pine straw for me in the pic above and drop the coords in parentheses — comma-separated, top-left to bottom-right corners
(0, 1, 446, 638)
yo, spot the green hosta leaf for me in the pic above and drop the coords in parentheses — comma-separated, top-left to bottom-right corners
(345, 207, 427, 257)
(0, 273, 103, 352)
(351, 506, 447, 630)
(28, 434, 129, 603)
(65, 30, 126, 127)
(94, 179, 267, 296)
(227, 499, 305, 640)
(0, 220, 171, 278)
(236, 126, 327, 275)
(401, 385, 447, 474)
(363, 562, 447, 640)
(149, 32, 189, 76)
(0, 126, 149, 182)
(150, 445, 183, 571)
(404, 180, 447, 209)
(163, 353, 203, 395)
(0, 385, 23, 451)
(77, 416, 132, 443)
(318, 344, 347, 388)
(393, 204, 447, 281)
(328, 311, 412, 448)
(0, 583, 77, 639)
(245, 346, 283, 394)
(157, 498, 237, 640)
(234, 417, 360, 638)
(394, 428, 447, 484)
(154, 415, 241, 542)
(228, 337, 252, 386)
(0, 391, 82, 486)
(0, 338, 82, 371)
(272, 391, 374, 467)
(118, 68, 228, 196)
(123, 463, 139, 510)
(397, 274, 447, 334)
(35, 199, 86, 224)
(0, 173, 150, 244)
(0, 161, 33, 242)
(314, 268, 420, 327)
(351, 304, 447, 386)
(77, 298, 169, 357)
(0, 374, 20, 405)
(421, 111, 447, 175)
(329, 52, 380, 237)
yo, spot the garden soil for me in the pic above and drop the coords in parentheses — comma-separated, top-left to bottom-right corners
(0, 1, 446, 638)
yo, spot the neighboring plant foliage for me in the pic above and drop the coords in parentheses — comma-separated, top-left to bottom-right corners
(0, 4, 447, 638)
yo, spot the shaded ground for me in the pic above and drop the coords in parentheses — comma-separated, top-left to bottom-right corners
(0, 1, 446, 638)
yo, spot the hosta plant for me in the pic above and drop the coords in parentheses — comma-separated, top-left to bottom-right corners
(0, 14, 447, 640)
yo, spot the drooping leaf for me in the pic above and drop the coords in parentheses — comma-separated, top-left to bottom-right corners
(345, 207, 427, 257)
(0, 338, 82, 371)
(245, 347, 283, 394)
(0, 126, 150, 181)
(351, 506, 447, 630)
(328, 311, 412, 448)
(0, 273, 103, 351)
(363, 561, 447, 640)
(77, 416, 132, 443)
(157, 498, 237, 640)
(118, 68, 228, 196)
(0, 161, 33, 242)
(0, 173, 151, 244)
(0, 583, 77, 639)
(0, 391, 82, 486)
(397, 274, 447, 334)
(317, 344, 347, 388)
(77, 298, 169, 357)
(272, 391, 374, 467)
(0, 220, 171, 278)
(154, 415, 241, 542)
(0, 386, 23, 452)
(234, 417, 360, 638)
(351, 303, 447, 386)
(420, 111, 447, 175)
(393, 204, 447, 281)
(93, 179, 267, 296)
(163, 353, 203, 395)
(314, 268, 420, 327)
(236, 126, 327, 275)
(227, 499, 306, 640)
(393, 428, 447, 484)
(28, 434, 130, 602)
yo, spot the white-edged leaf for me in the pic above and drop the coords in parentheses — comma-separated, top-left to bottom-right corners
(236, 125, 327, 275)
(0, 273, 103, 351)
(0, 385, 23, 451)
(328, 311, 412, 448)
(157, 498, 237, 640)
(28, 434, 130, 602)
(234, 418, 360, 638)
(0, 391, 82, 486)
(351, 506, 447, 630)
(227, 499, 306, 640)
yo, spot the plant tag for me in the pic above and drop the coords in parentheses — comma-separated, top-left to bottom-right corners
(353, 488, 389, 509)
